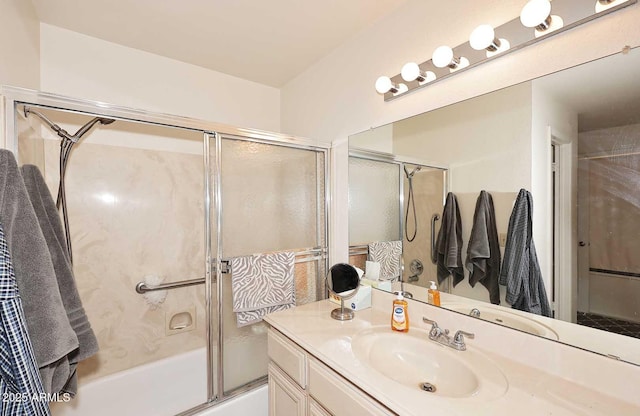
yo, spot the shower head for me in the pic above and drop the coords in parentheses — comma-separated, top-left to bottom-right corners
(404, 165, 422, 179)
(72, 116, 116, 142)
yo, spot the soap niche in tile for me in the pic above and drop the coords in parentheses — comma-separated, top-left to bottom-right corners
(165, 305, 196, 336)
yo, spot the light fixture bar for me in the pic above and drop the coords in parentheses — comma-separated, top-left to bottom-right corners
(380, 0, 636, 101)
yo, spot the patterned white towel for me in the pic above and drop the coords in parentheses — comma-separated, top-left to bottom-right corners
(368, 241, 402, 280)
(231, 251, 296, 327)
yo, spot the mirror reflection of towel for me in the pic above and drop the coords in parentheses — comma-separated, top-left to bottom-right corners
(367, 241, 401, 280)
(466, 191, 501, 305)
(436, 193, 464, 286)
(499, 189, 551, 317)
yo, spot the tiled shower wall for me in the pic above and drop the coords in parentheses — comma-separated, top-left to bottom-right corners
(19, 116, 208, 383)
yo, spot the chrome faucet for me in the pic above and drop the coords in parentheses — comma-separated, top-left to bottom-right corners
(422, 317, 475, 351)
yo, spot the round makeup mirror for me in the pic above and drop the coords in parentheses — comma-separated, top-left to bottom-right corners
(326, 263, 361, 321)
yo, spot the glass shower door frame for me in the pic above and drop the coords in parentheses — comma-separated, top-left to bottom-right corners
(209, 132, 330, 402)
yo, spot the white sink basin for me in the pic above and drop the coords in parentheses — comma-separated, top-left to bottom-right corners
(444, 304, 559, 340)
(351, 326, 508, 400)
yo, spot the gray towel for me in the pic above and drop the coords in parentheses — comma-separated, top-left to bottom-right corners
(21, 164, 99, 396)
(231, 251, 295, 327)
(367, 240, 402, 280)
(499, 189, 552, 317)
(436, 193, 464, 286)
(0, 150, 79, 394)
(466, 191, 501, 305)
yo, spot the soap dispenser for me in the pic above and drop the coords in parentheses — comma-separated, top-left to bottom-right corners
(428, 281, 441, 307)
(391, 293, 409, 332)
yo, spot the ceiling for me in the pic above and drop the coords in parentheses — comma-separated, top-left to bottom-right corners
(30, 0, 408, 87)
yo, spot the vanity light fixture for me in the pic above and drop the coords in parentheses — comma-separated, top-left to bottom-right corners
(401, 62, 436, 83)
(376, 0, 636, 101)
(432, 46, 469, 71)
(469, 24, 511, 57)
(596, 0, 630, 12)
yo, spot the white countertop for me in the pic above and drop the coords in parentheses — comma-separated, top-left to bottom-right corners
(265, 292, 640, 416)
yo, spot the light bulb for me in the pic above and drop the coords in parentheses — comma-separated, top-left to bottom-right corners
(469, 24, 501, 51)
(400, 63, 436, 84)
(432, 46, 457, 68)
(375, 76, 394, 94)
(520, 0, 552, 29)
(401, 62, 421, 82)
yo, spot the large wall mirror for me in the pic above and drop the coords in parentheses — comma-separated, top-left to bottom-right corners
(348, 47, 640, 366)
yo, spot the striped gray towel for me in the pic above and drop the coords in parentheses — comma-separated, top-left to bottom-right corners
(499, 189, 552, 317)
(368, 241, 402, 280)
(231, 251, 295, 327)
(436, 193, 464, 286)
(466, 191, 501, 305)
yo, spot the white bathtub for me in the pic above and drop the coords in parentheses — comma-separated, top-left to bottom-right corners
(50, 348, 268, 416)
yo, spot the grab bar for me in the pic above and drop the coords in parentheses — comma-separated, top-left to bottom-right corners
(136, 278, 204, 294)
(349, 244, 369, 256)
(135, 247, 327, 294)
(430, 214, 440, 264)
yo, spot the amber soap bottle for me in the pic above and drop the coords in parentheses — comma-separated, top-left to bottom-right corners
(391, 293, 409, 332)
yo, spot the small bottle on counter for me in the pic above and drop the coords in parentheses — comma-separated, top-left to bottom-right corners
(391, 293, 409, 332)
(428, 281, 441, 307)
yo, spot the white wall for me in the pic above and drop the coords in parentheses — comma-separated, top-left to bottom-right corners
(530, 83, 579, 320)
(0, 0, 40, 89)
(392, 83, 533, 193)
(279, 0, 640, 263)
(349, 123, 393, 153)
(39, 24, 281, 133)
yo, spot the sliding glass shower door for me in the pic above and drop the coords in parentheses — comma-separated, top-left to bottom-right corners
(210, 135, 327, 395)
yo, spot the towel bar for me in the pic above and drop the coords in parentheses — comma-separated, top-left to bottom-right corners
(135, 248, 327, 294)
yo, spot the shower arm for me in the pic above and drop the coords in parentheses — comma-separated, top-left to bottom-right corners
(23, 107, 73, 141)
(24, 106, 115, 143)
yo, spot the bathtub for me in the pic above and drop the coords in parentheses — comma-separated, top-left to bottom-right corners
(50, 348, 268, 416)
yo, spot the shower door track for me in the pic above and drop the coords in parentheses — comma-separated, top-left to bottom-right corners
(2, 86, 331, 416)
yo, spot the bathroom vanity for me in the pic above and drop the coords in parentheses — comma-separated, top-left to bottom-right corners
(265, 289, 640, 416)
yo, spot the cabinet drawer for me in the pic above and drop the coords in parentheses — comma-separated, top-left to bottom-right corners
(308, 399, 331, 416)
(269, 363, 307, 416)
(268, 328, 307, 388)
(308, 358, 395, 416)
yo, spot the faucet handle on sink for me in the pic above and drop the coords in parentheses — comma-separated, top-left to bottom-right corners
(452, 330, 475, 350)
(422, 317, 442, 338)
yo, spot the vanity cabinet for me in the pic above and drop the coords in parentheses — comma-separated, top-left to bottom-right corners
(267, 328, 395, 416)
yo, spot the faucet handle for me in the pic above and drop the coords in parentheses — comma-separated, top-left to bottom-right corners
(452, 330, 475, 350)
(422, 317, 439, 327)
(422, 317, 442, 338)
(469, 308, 481, 318)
